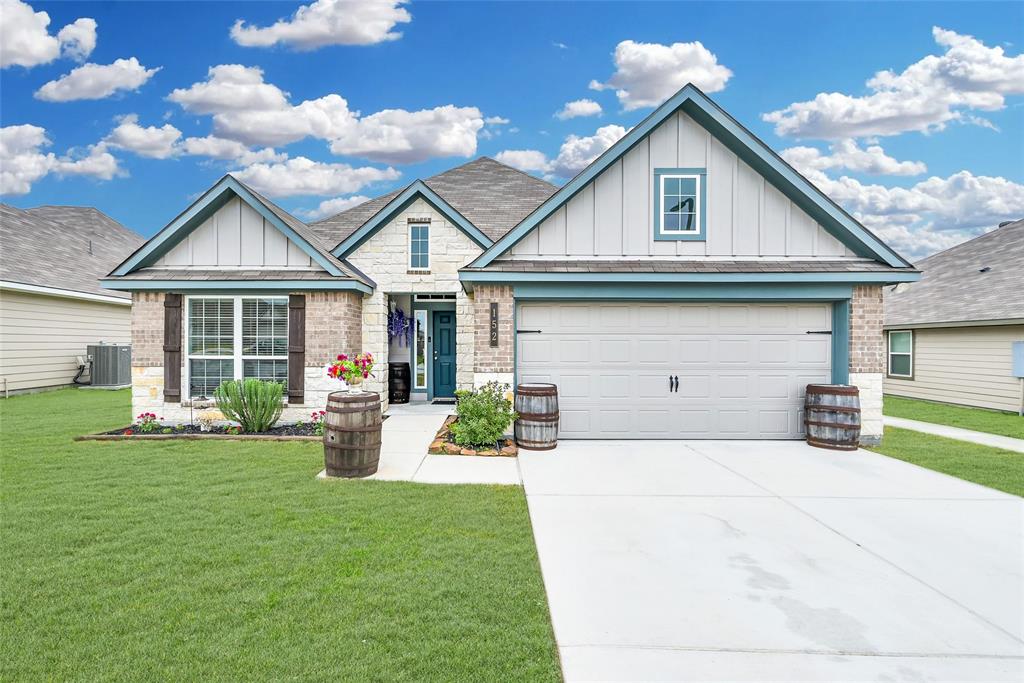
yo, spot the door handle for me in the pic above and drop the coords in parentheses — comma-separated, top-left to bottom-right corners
(672, 375, 679, 393)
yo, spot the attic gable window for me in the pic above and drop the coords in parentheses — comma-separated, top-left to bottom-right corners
(654, 168, 707, 242)
(409, 222, 430, 270)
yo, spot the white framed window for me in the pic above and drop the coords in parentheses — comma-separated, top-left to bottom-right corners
(653, 167, 707, 242)
(413, 309, 427, 389)
(409, 223, 430, 270)
(186, 295, 288, 398)
(888, 330, 913, 378)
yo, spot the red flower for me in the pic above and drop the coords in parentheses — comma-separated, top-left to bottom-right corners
(123, 429, 133, 435)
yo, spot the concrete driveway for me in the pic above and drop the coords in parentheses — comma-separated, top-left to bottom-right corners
(519, 441, 1024, 682)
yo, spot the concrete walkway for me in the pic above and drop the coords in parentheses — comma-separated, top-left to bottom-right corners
(519, 440, 1024, 682)
(885, 415, 1024, 453)
(317, 401, 521, 485)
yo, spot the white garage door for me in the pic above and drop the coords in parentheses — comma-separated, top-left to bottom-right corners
(516, 302, 832, 439)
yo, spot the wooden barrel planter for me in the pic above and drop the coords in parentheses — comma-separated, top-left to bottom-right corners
(324, 391, 382, 477)
(514, 383, 559, 451)
(388, 362, 410, 404)
(804, 384, 861, 451)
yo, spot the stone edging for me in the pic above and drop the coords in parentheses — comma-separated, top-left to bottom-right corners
(75, 433, 322, 442)
(427, 416, 517, 457)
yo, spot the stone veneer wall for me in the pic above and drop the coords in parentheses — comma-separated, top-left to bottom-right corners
(130, 290, 362, 425)
(345, 197, 482, 407)
(849, 284, 884, 445)
(471, 284, 514, 389)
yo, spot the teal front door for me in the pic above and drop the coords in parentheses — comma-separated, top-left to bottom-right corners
(432, 310, 456, 398)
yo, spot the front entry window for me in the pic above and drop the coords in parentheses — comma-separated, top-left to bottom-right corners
(413, 309, 427, 389)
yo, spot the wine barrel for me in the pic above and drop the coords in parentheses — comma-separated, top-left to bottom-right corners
(388, 362, 410, 404)
(514, 383, 559, 451)
(804, 384, 861, 451)
(323, 391, 382, 477)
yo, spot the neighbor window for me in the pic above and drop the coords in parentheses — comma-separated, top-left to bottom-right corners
(414, 309, 427, 389)
(187, 296, 288, 397)
(888, 330, 913, 378)
(654, 168, 706, 241)
(409, 223, 430, 270)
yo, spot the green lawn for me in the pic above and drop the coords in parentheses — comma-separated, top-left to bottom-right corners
(883, 395, 1024, 440)
(869, 427, 1024, 497)
(0, 389, 560, 682)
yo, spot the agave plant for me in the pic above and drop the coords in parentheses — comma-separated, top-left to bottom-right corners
(213, 379, 284, 433)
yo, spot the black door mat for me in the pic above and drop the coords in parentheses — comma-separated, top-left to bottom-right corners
(432, 398, 456, 405)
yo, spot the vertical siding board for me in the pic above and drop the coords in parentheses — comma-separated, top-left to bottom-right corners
(648, 114, 678, 256)
(239, 200, 265, 265)
(515, 215, 540, 255)
(816, 223, 847, 256)
(287, 240, 309, 266)
(217, 198, 241, 265)
(760, 183, 788, 255)
(789, 203, 816, 256)
(622, 139, 649, 256)
(190, 215, 218, 266)
(264, 218, 289, 266)
(734, 161, 761, 255)
(595, 159, 623, 255)
(565, 184, 595, 255)
(537, 206, 567, 255)
(706, 138, 735, 256)
(675, 113, 707, 256)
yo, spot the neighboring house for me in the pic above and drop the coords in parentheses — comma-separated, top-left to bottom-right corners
(884, 219, 1024, 413)
(0, 204, 144, 395)
(103, 85, 918, 444)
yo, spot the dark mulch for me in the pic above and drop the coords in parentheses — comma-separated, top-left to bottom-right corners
(102, 423, 320, 437)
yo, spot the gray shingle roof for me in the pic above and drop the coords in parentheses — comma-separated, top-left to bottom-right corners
(467, 259, 910, 274)
(117, 268, 345, 281)
(1, 204, 144, 299)
(884, 219, 1024, 326)
(311, 157, 558, 248)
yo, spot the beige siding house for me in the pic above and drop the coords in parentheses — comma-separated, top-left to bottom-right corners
(884, 219, 1024, 413)
(102, 85, 918, 444)
(0, 205, 143, 395)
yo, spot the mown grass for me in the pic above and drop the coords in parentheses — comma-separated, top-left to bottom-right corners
(0, 389, 559, 682)
(869, 426, 1024, 497)
(883, 395, 1024, 439)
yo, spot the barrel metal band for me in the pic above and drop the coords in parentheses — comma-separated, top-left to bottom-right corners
(325, 441, 383, 450)
(327, 405, 381, 414)
(325, 424, 381, 432)
(804, 418, 860, 428)
(517, 412, 559, 422)
(805, 405, 861, 414)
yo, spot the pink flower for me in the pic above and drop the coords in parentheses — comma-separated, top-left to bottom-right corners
(362, 372, 368, 378)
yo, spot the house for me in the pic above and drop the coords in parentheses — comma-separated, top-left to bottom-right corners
(884, 219, 1023, 413)
(1, 204, 144, 395)
(102, 85, 918, 444)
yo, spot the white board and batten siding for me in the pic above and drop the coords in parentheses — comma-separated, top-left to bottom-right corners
(157, 197, 320, 269)
(508, 111, 856, 260)
(885, 325, 1024, 413)
(0, 289, 130, 393)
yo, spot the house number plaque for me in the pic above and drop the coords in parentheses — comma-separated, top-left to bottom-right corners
(489, 302, 499, 347)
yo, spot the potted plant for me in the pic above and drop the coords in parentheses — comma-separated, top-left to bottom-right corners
(327, 353, 375, 394)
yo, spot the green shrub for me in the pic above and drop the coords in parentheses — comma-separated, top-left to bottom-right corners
(214, 379, 284, 433)
(451, 382, 517, 447)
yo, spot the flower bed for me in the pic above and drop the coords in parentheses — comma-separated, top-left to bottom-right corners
(77, 423, 323, 442)
(428, 416, 517, 457)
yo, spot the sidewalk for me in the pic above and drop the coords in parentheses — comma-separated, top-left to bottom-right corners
(884, 416, 1024, 454)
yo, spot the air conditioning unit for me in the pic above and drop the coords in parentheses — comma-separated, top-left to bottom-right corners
(87, 343, 131, 388)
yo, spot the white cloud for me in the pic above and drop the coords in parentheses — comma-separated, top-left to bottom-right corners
(485, 116, 510, 125)
(495, 124, 628, 179)
(763, 27, 1024, 139)
(181, 135, 286, 165)
(0, 0, 95, 68)
(297, 195, 372, 220)
(231, 156, 400, 197)
(56, 17, 96, 61)
(230, 0, 411, 49)
(589, 39, 733, 110)
(0, 124, 120, 195)
(168, 64, 485, 162)
(782, 139, 927, 177)
(103, 114, 181, 159)
(34, 57, 160, 102)
(555, 99, 602, 120)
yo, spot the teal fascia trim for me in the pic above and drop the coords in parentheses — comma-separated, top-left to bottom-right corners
(512, 282, 853, 301)
(101, 279, 373, 294)
(653, 168, 707, 242)
(112, 176, 344, 278)
(470, 84, 912, 269)
(460, 270, 919, 285)
(831, 300, 851, 384)
(332, 180, 492, 258)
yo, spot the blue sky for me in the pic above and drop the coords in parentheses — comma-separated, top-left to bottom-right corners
(2, 0, 1022, 259)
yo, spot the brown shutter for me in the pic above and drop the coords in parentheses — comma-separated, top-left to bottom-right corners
(163, 293, 182, 402)
(288, 294, 305, 404)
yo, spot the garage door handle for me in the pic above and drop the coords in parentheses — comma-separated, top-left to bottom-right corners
(669, 375, 678, 393)
(517, 329, 542, 334)
(806, 330, 832, 335)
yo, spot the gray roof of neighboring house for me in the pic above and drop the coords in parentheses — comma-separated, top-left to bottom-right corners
(467, 259, 908, 273)
(1, 203, 144, 299)
(312, 157, 558, 248)
(884, 219, 1024, 327)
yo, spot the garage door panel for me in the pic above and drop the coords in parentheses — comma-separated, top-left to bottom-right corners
(516, 302, 831, 439)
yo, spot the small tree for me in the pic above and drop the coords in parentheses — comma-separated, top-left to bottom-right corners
(214, 379, 284, 433)
(450, 382, 517, 448)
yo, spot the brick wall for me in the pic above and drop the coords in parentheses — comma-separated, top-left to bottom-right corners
(131, 292, 164, 367)
(305, 291, 362, 365)
(472, 285, 514, 374)
(849, 285, 884, 373)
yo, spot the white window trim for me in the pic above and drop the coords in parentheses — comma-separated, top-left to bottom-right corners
(887, 330, 913, 378)
(184, 294, 289, 398)
(659, 173, 702, 236)
(408, 222, 430, 271)
(413, 309, 428, 390)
